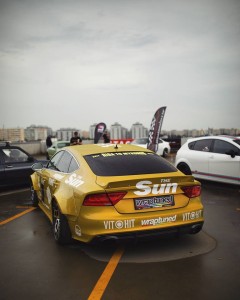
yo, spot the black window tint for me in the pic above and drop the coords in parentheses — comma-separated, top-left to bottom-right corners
(213, 140, 240, 156)
(84, 151, 176, 176)
(68, 157, 79, 173)
(193, 139, 212, 152)
(56, 151, 72, 173)
(47, 151, 64, 170)
(188, 142, 195, 150)
(233, 139, 240, 146)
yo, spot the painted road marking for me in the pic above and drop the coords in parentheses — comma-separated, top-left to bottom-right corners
(88, 246, 125, 300)
(0, 188, 29, 197)
(1, 204, 124, 300)
(0, 207, 36, 225)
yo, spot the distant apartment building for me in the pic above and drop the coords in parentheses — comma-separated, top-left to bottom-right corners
(110, 122, 127, 139)
(56, 128, 81, 141)
(81, 130, 90, 139)
(131, 122, 148, 139)
(0, 127, 25, 142)
(25, 125, 49, 141)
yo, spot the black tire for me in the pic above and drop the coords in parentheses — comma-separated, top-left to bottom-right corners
(52, 203, 72, 245)
(30, 184, 39, 207)
(177, 163, 192, 175)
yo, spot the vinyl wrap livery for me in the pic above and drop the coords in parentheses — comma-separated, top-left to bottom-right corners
(31, 144, 204, 244)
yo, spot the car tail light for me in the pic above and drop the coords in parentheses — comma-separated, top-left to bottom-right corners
(83, 192, 127, 206)
(182, 185, 201, 198)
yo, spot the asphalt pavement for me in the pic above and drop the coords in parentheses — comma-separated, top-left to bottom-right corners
(0, 154, 240, 300)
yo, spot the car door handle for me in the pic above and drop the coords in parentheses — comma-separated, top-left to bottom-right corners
(6, 165, 13, 168)
(209, 155, 214, 159)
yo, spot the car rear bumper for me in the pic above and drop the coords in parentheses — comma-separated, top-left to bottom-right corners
(90, 222, 204, 244)
(69, 200, 204, 243)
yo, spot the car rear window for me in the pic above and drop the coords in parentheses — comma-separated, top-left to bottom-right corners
(84, 151, 176, 176)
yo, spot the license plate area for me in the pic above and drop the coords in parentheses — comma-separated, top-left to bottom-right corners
(134, 195, 175, 210)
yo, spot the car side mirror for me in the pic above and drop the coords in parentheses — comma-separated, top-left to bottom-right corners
(226, 149, 235, 158)
(32, 162, 44, 171)
(28, 156, 35, 162)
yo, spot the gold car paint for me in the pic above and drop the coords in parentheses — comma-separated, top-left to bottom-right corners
(96, 173, 195, 189)
(31, 154, 108, 224)
(31, 168, 77, 221)
(72, 199, 203, 243)
(96, 172, 199, 214)
(31, 144, 204, 243)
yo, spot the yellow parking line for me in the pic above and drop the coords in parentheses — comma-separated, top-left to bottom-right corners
(88, 246, 125, 300)
(0, 207, 36, 225)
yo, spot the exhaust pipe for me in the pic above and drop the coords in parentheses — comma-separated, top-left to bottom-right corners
(191, 224, 202, 234)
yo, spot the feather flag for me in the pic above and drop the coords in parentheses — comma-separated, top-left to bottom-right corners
(147, 107, 167, 153)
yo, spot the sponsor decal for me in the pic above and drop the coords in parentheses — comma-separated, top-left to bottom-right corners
(134, 195, 174, 210)
(134, 181, 178, 196)
(65, 173, 84, 188)
(75, 225, 82, 236)
(91, 151, 146, 158)
(48, 178, 55, 186)
(104, 219, 135, 230)
(46, 186, 52, 204)
(141, 215, 177, 226)
(53, 173, 64, 180)
(182, 210, 202, 221)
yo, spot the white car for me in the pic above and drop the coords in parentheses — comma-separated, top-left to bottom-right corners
(131, 138, 171, 157)
(46, 141, 70, 159)
(175, 136, 240, 185)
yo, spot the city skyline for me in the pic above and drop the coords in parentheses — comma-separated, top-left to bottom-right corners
(1, 122, 239, 143)
(1, 122, 239, 133)
(1, 0, 240, 131)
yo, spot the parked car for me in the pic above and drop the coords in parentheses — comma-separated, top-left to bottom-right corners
(0, 142, 47, 189)
(46, 141, 70, 159)
(175, 136, 240, 185)
(131, 137, 171, 157)
(31, 143, 203, 245)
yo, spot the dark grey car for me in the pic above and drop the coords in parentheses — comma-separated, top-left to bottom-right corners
(0, 142, 46, 189)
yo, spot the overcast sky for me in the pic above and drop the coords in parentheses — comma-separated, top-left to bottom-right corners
(0, 0, 240, 132)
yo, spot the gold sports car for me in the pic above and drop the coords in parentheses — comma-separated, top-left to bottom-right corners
(31, 144, 204, 244)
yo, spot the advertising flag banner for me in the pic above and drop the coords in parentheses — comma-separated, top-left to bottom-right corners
(147, 106, 167, 152)
(94, 122, 107, 144)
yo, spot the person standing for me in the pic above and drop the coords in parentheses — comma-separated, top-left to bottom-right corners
(46, 135, 52, 148)
(70, 131, 82, 145)
(102, 131, 110, 143)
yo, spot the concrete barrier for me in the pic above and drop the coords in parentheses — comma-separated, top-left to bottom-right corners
(11, 140, 95, 155)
